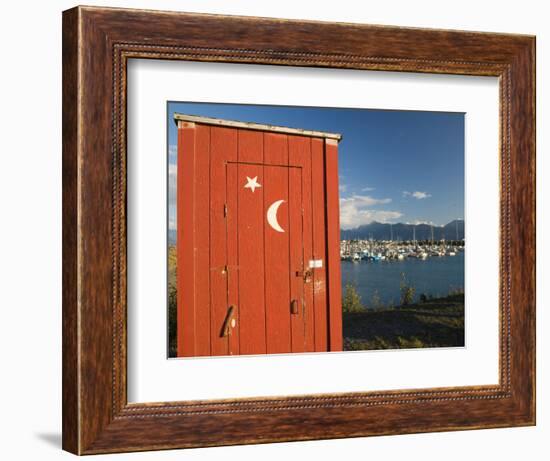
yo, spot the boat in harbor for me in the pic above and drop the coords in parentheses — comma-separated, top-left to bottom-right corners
(340, 238, 465, 262)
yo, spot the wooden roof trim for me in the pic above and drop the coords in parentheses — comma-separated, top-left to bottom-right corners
(174, 113, 342, 141)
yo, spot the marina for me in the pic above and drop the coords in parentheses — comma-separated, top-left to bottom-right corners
(340, 238, 464, 262)
(341, 244, 465, 307)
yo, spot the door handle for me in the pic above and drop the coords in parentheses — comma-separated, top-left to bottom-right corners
(290, 299, 299, 315)
(220, 305, 235, 337)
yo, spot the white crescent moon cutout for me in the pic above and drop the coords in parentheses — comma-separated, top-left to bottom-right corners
(267, 200, 285, 233)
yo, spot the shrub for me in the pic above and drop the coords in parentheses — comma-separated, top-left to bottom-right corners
(400, 272, 415, 306)
(168, 283, 177, 357)
(342, 283, 364, 313)
(370, 289, 383, 309)
(448, 286, 465, 296)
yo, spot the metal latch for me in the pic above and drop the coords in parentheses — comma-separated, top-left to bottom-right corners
(290, 299, 299, 315)
(295, 269, 313, 283)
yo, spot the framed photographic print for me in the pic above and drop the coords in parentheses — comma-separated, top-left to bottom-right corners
(62, 5, 535, 454)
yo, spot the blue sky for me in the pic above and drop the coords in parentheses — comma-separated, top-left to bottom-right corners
(167, 102, 464, 230)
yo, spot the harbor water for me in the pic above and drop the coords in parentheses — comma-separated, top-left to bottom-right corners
(340, 251, 465, 307)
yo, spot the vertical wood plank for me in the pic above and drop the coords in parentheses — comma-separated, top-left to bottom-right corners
(311, 137, 328, 351)
(325, 139, 343, 351)
(289, 136, 315, 351)
(289, 166, 305, 352)
(210, 126, 237, 355)
(264, 133, 291, 353)
(226, 162, 240, 354)
(237, 130, 266, 354)
(177, 122, 196, 357)
(193, 125, 211, 356)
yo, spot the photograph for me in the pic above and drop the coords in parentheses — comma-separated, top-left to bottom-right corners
(167, 102, 465, 358)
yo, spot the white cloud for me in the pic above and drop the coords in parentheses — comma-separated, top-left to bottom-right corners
(168, 144, 177, 164)
(341, 195, 391, 207)
(339, 195, 402, 229)
(412, 191, 431, 199)
(361, 186, 375, 192)
(168, 164, 177, 229)
(406, 219, 436, 226)
(339, 184, 348, 193)
(168, 205, 176, 230)
(168, 163, 177, 196)
(403, 190, 431, 199)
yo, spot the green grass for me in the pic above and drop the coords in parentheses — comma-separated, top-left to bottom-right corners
(343, 293, 464, 351)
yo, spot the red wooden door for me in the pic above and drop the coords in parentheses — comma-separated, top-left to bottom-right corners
(225, 162, 306, 355)
(176, 119, 342, 357)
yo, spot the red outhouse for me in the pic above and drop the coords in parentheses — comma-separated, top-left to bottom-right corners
(175, 113, 342, 357)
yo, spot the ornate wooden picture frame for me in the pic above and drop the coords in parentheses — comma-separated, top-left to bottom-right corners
(62, 5, 535, 455)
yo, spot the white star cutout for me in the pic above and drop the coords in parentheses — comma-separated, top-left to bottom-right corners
(244, 176, 262, 193)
